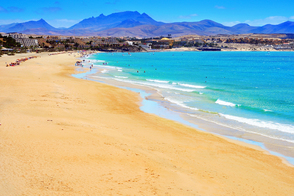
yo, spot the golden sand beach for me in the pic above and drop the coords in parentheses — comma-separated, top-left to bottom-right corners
(0, 52, 293, 195)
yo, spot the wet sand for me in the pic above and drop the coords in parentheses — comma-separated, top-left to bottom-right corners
(86, 72, 294, 160)
(0, 52, 293, 195)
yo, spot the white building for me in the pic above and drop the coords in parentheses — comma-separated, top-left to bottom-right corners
(126, 41, 133, 46)
(0, 32, 9, 37)
(8, 33, 28, 39)
(15, 38, 39, 48)
(139, 43, 152, 50)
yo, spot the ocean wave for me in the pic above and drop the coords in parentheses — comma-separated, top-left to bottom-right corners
(238, 105, 274, 114)
(116, 67, 123, 72)
(88, 59, 105, 63)
(178, 83, 206, 89)
(95, 65, 117, 70)
(219, 113, 294, 134)
(215, 99, 239, 107)
(115, 76, 128, 79)
(101, 69, 108, 73)
(135, 82, 195, 92)
(146, 79, 170, 83)
(263, 109, 272, 112)
(105, 78, 193, 92)
(164, 97, 199, 111)
(189, 114, 294, 143)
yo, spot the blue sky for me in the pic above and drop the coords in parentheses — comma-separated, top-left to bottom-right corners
(0, 0, 293, 28)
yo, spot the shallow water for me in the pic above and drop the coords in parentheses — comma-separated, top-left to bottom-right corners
(76, 51, 294, 164)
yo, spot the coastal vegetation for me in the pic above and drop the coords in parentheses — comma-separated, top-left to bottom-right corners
(0, 34, 21, 48)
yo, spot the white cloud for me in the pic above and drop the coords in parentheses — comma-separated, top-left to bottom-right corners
(222, 21, 241, 26)
(222, 16, 294, 27)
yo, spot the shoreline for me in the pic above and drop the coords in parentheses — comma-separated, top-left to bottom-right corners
(82, 51, 294, 161)
(146, 46, 294, 52)
(0, 52, 293, 195)
(79, 62, 294, 165)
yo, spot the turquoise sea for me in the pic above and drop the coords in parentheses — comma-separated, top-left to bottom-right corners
(79, 51, 294, 161)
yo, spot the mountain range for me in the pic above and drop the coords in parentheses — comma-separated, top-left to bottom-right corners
(0, 11, 293, 37)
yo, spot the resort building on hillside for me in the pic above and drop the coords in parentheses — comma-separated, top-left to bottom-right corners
(126, 41, 133, 46)
(15, 38, 39, 48)
(91, 37, 122, 47)
(139, 43, 152, 50)
(8, 32, 28, 39)
(0, 33, 9, 37)
(7, 32, 39, 48)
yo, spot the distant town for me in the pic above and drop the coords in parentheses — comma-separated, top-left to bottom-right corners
(0, 32, 293, 55)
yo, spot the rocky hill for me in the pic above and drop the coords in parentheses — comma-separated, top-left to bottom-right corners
(0, 11, 293, 37)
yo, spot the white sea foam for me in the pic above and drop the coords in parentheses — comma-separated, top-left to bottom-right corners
(178, 83, 206, 89)
(264, 109, 272, 112)
(143, 83, 195, 92)
(215, 99, 238, 107)
(88, 59, 105, 63)
(165, 97, 199, 111)
(97, 65, 116, 69)
(115, 76, 128, 79)
(219, 113, 294, 134)
(101, 69, 108, 73)
(146, 79, 170, 83)
(189, 114, 294, 143)
(130, 81, 195, 92)
(116, 67, 123, 72)
(114, 79, 190, 95)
